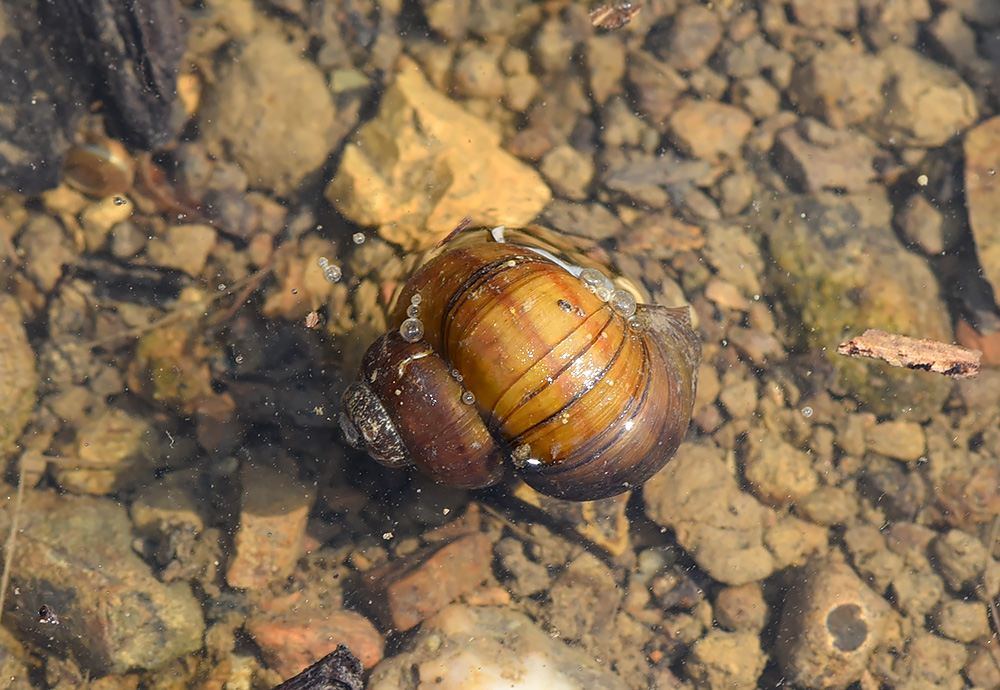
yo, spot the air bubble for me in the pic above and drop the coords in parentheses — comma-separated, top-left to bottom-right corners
(610, 290, 637, 318)
(461, 391, 475, 405)
(578, 268, 605, 289)
(352, 232, 366, 244)
(410, 293, 422, 306)
(595, 285, 612, 302)
(399, 317, 424, 343)
(406, 304, 420, 318)
(112, 196, 127, 206)
(450, 369, 463, 383)
(317, 256, 342, 282)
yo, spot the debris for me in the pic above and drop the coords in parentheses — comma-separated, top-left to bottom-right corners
(837, 329, 981, 379)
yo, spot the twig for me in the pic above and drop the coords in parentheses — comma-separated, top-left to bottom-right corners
(837, 329, 981, 379)
(0, 456, 27, 625)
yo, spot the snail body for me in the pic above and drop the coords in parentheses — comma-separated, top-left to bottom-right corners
(340, 227, 701, 501)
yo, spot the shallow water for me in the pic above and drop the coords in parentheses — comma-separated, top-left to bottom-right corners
(1, 1, 999, 689)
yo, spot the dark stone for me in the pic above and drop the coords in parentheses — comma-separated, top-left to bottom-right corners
(0, 0, 185, 193)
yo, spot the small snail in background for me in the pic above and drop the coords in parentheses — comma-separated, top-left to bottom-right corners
(339, 225, 701, 501)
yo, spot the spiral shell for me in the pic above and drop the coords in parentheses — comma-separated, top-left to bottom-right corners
(340, 226, 700, 501)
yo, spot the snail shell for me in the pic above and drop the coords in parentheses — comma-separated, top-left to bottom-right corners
(340, 227, 701, 501)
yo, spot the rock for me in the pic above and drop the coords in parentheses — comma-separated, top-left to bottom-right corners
(932, 600, 990, 643)
(1, 491, 204, 675)
(363, 532, 494, 631)
(668, 100, 753, 162)
(662, 5, 723, 72)
(367, 604, 628, 689)
(870, 45, 977, 148)
(452, 46, 505, 99)
(796, 486, 859, 526)
(932, 529, 988, 591)
(226, 460, 317, 589)
(548, 552, 621, 647)
(965, 116, 1000, 304)
(731, 77, 780, 120)
(890, 568, 944, 618)
(714, 582, 768, 633)
(584, 35, 626, 106)
(494, 537, 549, 597)
(644, 442, 777, 586)
(789, 42, 886, 129)
(773, 119, 881, 193)
(762, 189, 953, 419)
(858, 457, 926, 522)
(894, 194, 954, 255)
(865, 421, 926, 461)
(199, 30, 341, 195)
(744, 430, 820, 505)
(871, 633, 968, 688)
(0, 628, 30, 690)
(844, 524, 905, 593)
(685, 630, 767, 690)
(776, 558, 892, 690)
(625, 50, 687, 126)
(248, 608, 384, 676)
(539, 144, 594, 200)
(52, 406, 154, 495)
(146, 224, 217, 277)
(765, 516, 828, 570)
(0, 295, 36, 460)
(790, 0, 858, 29)
(510, 482, 631, 556)
(540, 200, 627, 242)
(327, 58, 551, 250)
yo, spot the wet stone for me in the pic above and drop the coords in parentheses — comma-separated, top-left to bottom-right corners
(494, 537, 549, 597)
(644, 442, 776, 586)
(327, 58, 550, 251)
(890, 568, 944, 618)
(714, 582, 769, 633)
(199, 30, 342, 195)
(789, 0, 858, 30)
(865, 420, 926, 462)
(54, 406, 155, 495)
(547, 551, 621, 647)
(367, 604, 628, 690)
(362, 532, 493, 631)
(662, 5, 724, 72)
(773, 119, 881, 193)
(872, 45, 977, 148)
(248, 608, 384, 677)
(146, 224, 217, 277)
(539, 144, 594, 200)
(932, 529, 988, 591)
(226, 460, 317, 590)
(668, 100, 753, 162)
(1, 491, 204, 675)
(744, 430, 820, 506)
(788, 43, 886, 129)
(776, 558, 891, 690)
(894, 194, 953, 256)
(932, 600, 990, 643)
(0, 295, 37, 460)
(763, 189, 953, 420)
(685, 630, 766, 690)
(964, 115, 1000, 303)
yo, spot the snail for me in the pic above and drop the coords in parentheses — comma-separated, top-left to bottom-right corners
(339, 225, 701, 501)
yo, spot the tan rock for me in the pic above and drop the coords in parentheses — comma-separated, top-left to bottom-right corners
(644, 442, 776, 585)
(965, 115, 1000, 304)
(249, 608, 384, 676)
(327, 58, 551, 251)
(0, 295, 36, 460)
(226, 460, 317, 589)
(200, 30, 340, 195)
(777, 558, 893, 690)
(668, 100, 753, 162)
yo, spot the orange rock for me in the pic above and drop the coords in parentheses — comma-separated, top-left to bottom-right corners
(955, 319, 1000, 367)
(364, 532, 494, 631)
(248, 608, 383, 677)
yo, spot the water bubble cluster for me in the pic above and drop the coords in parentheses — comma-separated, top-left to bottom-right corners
(399, 293, 424, 343)
(317, 256, 342, 283)
(577, 267, 638, 319)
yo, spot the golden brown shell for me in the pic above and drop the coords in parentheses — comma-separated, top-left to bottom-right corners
(340, 227, 701, 501)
